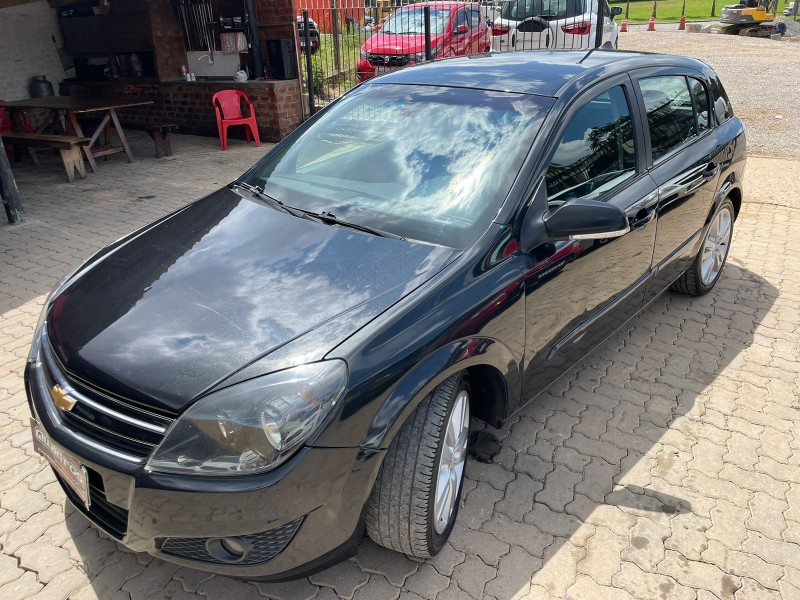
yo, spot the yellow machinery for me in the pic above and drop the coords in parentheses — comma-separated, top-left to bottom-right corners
(719, 0, 780, 35)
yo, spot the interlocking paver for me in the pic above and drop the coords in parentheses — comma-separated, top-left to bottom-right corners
(612, 562, 695, 600)
(450, 555, 495, 599)
(308, 560, 369, 600)
(576, 526, 625, 585)
(16, 537, 75, 583)
(700, 540, 783, 590)
(483, 546, 539, 600)
(0, 120, 798, 600)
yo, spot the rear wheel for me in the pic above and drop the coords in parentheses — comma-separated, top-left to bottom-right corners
(366, 373, 470, 557)
(671, 198, 734, 296)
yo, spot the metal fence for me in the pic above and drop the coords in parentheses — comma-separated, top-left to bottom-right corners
(298, 0, 609, 114)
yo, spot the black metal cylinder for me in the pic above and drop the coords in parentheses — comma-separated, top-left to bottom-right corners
(303, 10, 315, 116)
(594, 0, 605, 48)
(243, 0, 264, 80)
(424, 5, 432, 61)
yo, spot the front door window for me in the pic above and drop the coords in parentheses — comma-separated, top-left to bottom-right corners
(544, 85, 636, 211)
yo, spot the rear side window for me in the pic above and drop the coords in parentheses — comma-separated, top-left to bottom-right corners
(709, 75, 734, 123)
(689, 78, 711, 134)
(639, 76, 696, 161)
(545, 85, 636, 209)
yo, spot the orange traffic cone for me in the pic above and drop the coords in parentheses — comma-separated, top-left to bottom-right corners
(620, 17, 628, 32)
(678, 14, 686, 29)
(647, 15, 656, 31)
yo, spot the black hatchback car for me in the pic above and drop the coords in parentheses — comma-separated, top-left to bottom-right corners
(26, 50, 745, 579)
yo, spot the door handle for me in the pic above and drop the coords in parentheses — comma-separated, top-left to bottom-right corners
(686, 162, 719, 193)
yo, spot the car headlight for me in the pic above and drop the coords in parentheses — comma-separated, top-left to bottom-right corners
(146, 360, 348, 476)
(360, 50, 368, 59)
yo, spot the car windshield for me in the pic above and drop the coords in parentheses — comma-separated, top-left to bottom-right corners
(241, 84, 552, 248)
(381, 7, 451, 34)
(501, 0, 585, 20)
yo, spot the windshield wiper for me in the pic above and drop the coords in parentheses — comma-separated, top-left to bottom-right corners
(232, 182, 304, 218)
(300, 210, 405, 240)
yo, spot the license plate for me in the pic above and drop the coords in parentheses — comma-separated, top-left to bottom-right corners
(31, 418, 90, 510)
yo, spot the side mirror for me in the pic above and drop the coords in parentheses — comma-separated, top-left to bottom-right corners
(611, 6, 623, 17)
(455, 23, 470, 34)
(543, 199, 629, 240)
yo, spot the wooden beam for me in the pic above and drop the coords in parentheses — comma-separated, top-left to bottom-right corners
(0, 134, 25, 224)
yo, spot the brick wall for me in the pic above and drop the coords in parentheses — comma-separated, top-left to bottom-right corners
(147, 0, 186, 80)
(254, 0, 301, 78)
(0, 1, 65, 102)
(60, 79, 303, 142)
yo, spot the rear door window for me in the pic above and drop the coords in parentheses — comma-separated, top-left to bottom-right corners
(544, 85, 637, 209)
(639, 76, 697, 162)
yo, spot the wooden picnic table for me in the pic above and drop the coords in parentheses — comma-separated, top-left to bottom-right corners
(2, 96, 154, 173)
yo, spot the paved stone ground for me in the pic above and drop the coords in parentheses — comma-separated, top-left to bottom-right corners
(2, 107, 800, 599)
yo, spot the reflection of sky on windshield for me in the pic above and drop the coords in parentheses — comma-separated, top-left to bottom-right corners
(263, 85, 548, 246)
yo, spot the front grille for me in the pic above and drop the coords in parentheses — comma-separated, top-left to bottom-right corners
(56, 467, 129, 540)
(368, 53, 410, 67)
(159, 517, 304, 565)
(41, 329, 174, 463)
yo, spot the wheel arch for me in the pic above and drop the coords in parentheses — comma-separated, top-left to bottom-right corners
(709, 174, 743, 226)
(359, 337, 520, 449)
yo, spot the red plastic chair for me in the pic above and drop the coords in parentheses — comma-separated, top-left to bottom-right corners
(1, 99, 34, 161)
(212, 90, 261, 151)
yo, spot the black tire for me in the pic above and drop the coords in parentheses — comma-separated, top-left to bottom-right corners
(366, 373, 470, 558)
(671, 198, 735, 296)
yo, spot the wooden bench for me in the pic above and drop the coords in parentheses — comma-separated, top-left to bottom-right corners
(79, 119, 177, 159)
(140, 123, 177, 158)
(2, 132, 89, 183)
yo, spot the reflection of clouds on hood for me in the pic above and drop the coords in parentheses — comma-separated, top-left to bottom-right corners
(83, 199, 456, 388)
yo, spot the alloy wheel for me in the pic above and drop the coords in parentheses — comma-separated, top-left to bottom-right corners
(433, 390, 470, 534)
(700, 205, 733, 286)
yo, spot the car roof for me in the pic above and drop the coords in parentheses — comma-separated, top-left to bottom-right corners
(370, 50, 710, 98)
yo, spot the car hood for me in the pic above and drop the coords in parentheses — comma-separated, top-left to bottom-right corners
(46, 188, 458, 414)
(362, 33, 444, 55)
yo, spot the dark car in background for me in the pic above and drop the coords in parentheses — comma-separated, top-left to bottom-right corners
(27, 50, 744, 579)
(356, 1, 490, 81)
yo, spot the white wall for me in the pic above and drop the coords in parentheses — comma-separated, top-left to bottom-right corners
(0, 1, 65, 101)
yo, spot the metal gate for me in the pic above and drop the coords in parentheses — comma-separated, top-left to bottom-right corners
(298, 0, 609, 115)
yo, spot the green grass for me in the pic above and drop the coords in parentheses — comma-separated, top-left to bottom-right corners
(310, 32, 363, 103)
(610, 0, 775, 23)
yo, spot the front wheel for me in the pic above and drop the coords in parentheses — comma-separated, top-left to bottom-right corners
(671, 198, 735, 296)
(366, 373, 471, 557)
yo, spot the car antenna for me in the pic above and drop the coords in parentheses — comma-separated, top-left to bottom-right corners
(578, 48, 596, 64)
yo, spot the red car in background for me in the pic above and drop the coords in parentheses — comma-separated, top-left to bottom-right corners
(357, 2, 490, 82)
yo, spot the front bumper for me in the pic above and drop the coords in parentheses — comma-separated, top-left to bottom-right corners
(25, 358, 384, 579)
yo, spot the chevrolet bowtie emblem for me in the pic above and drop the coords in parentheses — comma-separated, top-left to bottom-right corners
(52, 385, 77, 412)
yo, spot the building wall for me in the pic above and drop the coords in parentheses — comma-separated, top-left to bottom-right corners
(0, 1, 66, 102)
(60, 79, 303, 142)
